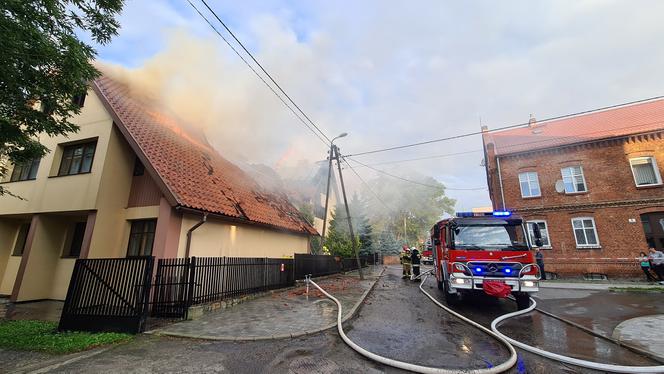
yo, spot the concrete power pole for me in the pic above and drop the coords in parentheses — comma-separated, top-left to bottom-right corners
(333, 145, 364, 280)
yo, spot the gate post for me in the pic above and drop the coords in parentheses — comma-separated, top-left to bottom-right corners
(186, 257, 197, 311)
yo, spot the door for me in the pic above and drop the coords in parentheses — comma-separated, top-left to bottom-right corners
(641, 212, 664, 251)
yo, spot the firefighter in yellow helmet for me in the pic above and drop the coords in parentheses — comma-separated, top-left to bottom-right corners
(400, 246, 412, 279)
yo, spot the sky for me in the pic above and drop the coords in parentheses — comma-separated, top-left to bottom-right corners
(94, 0, 664, 211)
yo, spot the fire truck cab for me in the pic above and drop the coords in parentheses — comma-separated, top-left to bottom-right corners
(430, 211, 543, 310)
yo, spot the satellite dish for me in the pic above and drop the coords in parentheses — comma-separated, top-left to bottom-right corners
(555, 180, 565, 193)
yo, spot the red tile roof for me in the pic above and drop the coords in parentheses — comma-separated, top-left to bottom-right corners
(93, 76, 318, 236)
(485, 98, 664, 156)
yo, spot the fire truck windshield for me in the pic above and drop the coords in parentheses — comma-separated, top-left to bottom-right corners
(452, 224, 528, 251)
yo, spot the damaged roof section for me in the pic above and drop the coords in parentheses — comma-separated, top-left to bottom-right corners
(93, 75, 318, 236)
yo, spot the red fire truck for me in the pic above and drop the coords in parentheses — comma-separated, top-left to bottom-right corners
(430, 211, 543, 310)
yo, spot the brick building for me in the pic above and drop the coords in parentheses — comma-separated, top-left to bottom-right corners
(482, 99, 664, 278)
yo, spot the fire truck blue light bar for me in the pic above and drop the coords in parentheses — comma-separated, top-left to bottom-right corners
(492, 211, 512, 217)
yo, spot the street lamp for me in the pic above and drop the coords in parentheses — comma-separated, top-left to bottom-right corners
(321, 133, 347, 248)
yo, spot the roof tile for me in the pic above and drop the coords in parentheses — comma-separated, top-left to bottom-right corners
(94, 76, 318, 236)
(486, 99, 664, 155)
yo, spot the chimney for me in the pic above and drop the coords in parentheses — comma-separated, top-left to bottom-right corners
(528, 114, 536, 128)
(481, 125, 488, 132)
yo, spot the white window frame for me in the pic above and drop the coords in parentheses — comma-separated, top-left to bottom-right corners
(526, 220, 551, 249)
(518, 172, 541, 198)
(571, 217, 600, 248)
(629, 156, 662, 187)
(561, 166, 587, 193)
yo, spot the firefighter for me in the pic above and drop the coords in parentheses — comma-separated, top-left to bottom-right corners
(400, 247, 412, 279)
(410, 246, 422, 281)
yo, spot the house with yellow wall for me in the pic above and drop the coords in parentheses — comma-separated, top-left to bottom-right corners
(0, 75, 317, 303)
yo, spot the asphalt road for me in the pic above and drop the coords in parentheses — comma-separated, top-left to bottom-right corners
(40, 265, 659, 373)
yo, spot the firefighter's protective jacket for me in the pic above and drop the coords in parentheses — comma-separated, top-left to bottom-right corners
(400, 251, 412, 264)
(411, 249, 421, 265)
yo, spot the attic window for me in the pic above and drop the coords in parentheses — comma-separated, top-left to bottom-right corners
(133, 157, 145, 176)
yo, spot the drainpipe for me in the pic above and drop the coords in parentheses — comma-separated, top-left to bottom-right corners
(496, 156, 506, 210)
(185, 213, 207, 258)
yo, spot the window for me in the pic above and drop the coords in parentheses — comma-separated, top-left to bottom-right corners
(561, 166, 587, 193)
(518, 172, 541, 197)
(9, 159, 40, 182)
(127, 219, 157, 257)
(630, 157, 662, 186)
(133, 157, 145, 176)
(72, 92, 86, 108)
(571, 217, 600, 248)
(64, 222, 86, 258)
(12, 223, 31, 256)
(58, 141, 97, 176)
(527, 220, 551, 248)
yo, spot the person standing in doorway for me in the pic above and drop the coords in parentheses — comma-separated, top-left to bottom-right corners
(648, 247, 664, 283)
(638, 251, 656, 282)
(535, 248, 546, 280)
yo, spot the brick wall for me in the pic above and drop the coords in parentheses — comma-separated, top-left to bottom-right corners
(484, 131, 664, 277)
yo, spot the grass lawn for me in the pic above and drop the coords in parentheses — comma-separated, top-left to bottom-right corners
(0, 320, 133, 354)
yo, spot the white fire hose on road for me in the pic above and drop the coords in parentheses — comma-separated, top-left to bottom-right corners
(490, 297, 664, 373)
(308, 270, 664, 374)
(307, 271, 518, 374)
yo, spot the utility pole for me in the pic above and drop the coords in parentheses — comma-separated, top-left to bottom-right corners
(403, 215, 407, 246)
(320, 133, 347, 251)
(333, 145, 364, 280)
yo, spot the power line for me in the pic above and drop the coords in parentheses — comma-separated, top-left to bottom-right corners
(198, 0, 332, 144)
(186, 0, 329, 147)
(350, 149, 484, 168)
(346, 95, 664, 157)
(340, 157, 395, 213)
(345, 157, 487, 191)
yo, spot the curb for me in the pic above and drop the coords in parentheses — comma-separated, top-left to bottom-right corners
(534, 306, 664, 364)
(152, 266, 386, 342)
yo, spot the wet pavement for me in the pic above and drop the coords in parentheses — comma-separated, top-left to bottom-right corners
(533, 288, 664, 338)
(151, 268, 381, 340)
(3, 265, 661, 373)
(5, 300, 63, 322)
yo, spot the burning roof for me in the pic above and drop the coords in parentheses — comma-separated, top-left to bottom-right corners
(93, 75, 318, 236)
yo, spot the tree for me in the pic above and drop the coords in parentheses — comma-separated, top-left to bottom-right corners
(376, 231, 400, 255)
(0, 1, 125, 195)
(358, 219, 373, 256)
(326, 208, 359, 258)
(362, 173, 456, 246)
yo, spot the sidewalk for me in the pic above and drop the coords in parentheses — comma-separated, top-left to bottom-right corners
(540, 281, 664, 290)
(149, 266, 384, 341)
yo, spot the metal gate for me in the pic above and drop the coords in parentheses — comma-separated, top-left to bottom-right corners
(58, 257, 154, 334)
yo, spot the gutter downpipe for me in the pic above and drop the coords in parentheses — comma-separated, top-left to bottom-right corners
(185, 212, 208, 258)
(496, 156, 506, 210)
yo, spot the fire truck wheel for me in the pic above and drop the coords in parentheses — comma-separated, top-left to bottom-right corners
(515, 293, 530, 310)
(443, 281, 461, 305)
(437, 280, 444, 290)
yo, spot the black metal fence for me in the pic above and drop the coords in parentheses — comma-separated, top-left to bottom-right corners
(294, 254, 340, 279)
(60, 253, 379, 330)
(295, 253, 377, 279)
(59, 257, 154, 334)
(151, 257, 294, 318)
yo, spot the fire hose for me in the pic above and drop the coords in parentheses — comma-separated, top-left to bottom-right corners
(307, 270, 664, 373)
(490, 297, 664, 373)
(307, 270, 518, 374)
